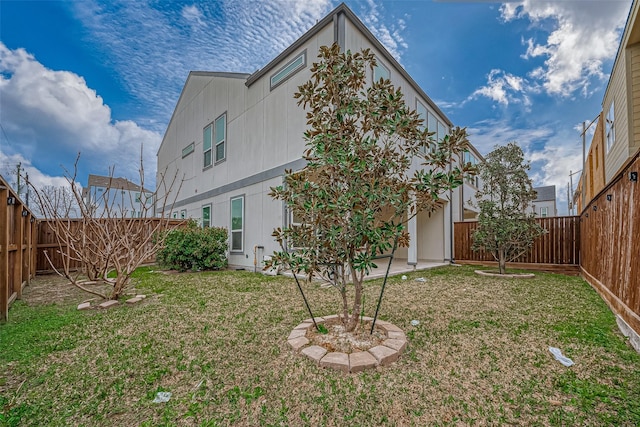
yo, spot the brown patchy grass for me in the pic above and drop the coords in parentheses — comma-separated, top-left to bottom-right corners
(1, 265, 639, 426)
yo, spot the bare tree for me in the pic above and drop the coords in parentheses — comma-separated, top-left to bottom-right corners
(31, 185, 80, 218)
(31, 153, 182, 300)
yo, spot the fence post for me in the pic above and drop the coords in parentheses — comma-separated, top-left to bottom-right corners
(0, 186, 8, 322)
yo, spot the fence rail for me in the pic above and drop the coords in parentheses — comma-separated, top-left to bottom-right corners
(454, 216, 580, 266)
(0, 174, 37, 322)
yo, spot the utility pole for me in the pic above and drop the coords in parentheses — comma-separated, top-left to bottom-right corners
(25, 172, 29, 207)
(582, 121, 586, 210)
(16, 162, 22, 198)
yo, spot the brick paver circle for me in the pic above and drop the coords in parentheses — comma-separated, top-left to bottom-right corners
(288, 315, 407, 373)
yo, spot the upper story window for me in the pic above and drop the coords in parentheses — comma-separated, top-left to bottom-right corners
(182, 142, 195, 158)
(214, 113, 226, 163)
(204, 113, 226, 167)
(373, 57, 390, 82)
(203, 125, 213, 168)
(270, 50, 306, 90)
(463, 150, 480, 187)
(540, 207, 548, 217)
(606, 101, 615, 152)
(416, 100, 431, 154)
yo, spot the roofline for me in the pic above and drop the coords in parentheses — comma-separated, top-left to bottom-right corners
(245, 3, 453, 127)
(157, 71, 251, 157)
(603, 0, 638, 104)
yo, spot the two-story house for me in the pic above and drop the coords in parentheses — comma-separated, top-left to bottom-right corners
(82, 174, 153, 218)
(156, 3, 481, 270)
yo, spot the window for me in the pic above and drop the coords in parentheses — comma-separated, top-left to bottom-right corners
(606, 101, 615, 152)
(270, 50, 306, 89)
(416, 100, 431, 154)
(540, 207, 549, 217)
(172, 212, 177, 219)
(180, 209, 186, 219)
(182, 142, 195, 158)
(202, 204, 211, 228)
(437, 120, 448, 143)
(214, 113, 226, 162)
(463, 150, 479, 187)
(373, 57, 390, 82)
(203, 125, 213, 168)
(135, 192, 141, 203)
(230, 196, 244, 252)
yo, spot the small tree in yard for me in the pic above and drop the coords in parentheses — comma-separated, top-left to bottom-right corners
(472, 142, 545, 274)
(31, 154, 182, 300)
(268, 43, 474, 332)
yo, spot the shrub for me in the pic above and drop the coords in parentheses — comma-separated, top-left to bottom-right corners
(156, 220, 228, 271)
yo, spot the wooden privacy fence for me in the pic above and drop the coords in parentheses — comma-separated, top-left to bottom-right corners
(36, 218, 186, 273)
(454, 216, 581, 269)
(0, 174, 37, 322)
(580, 149, 640, 340)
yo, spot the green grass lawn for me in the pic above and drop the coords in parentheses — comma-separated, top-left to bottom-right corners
(1, 265, 639, 426)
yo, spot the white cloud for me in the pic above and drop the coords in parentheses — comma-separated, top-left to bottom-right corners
(500, 0, 630, 97)
(181, 5, 205, 28)
(360, 0, 408, 61)
(466, 119, 553, 156)
(0, 42, 161, 185)
(468, 69, 530, 106)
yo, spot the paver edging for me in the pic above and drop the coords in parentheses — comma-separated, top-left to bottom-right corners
(288, 315, 407, 373)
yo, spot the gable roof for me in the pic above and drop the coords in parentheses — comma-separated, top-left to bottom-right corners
(86, 174, 151, 193)
(533, 185, 556, 202)
(245, 3, 452, 127)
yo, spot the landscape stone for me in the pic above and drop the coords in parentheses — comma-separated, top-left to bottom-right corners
(135, 294, 147, 299)
(383, 338, 407, 353)
(303, 317, 325, 324)
(349, 351, 377, 373)
(322, 314, 340, 321)
(376, 321, 403, 333)
(77, 302, 91, 311)
(98, 300, 119, 309)
(387, 331, 406, 340)
(288, 336, 309, 351)
(301, 345, 327, 364)
(368, 345, 399, 366)
(319, 352, 349, 373)
(288, 329, 307, 340)
(126, 297, 143, 304)
(294, 322, 313, 330)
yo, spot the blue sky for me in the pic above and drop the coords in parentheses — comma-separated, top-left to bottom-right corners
(0, 0, 633, 214)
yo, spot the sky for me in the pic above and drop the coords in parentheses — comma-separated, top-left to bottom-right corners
(0, 0, 633, 215)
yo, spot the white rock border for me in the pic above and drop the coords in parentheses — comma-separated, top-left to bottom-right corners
(288, 315, 407, 373)
(474, 269, 535, 279)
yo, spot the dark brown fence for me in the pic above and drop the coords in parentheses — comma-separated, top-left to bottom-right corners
(36, 218, 186, 273)
(0, 175, 37, 322)
(580, 150, 640, 337)
(454, 216, 581, 270)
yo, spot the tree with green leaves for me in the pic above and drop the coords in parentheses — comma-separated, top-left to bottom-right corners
(267, 43, 473, 332)
(472, 142, 545, 274)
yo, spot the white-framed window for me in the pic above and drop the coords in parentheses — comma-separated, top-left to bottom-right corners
(182, 142, 195, 158)
(416, 100, 433, 154)
(203, 124, 213, 168)
(230, 196, 244, 252)
(180, 209, 186, 219)
(540, 207, 549, 217)
(214, 113, 226, 163)
(373, 57, 390, 82)
(172, 212, 177, 219)
(463, 150, 479, 187)
(202, 204, 211, 228)
(606, 101, 615, 152)
(270, 50, 306, 89)
(437, 120, 448, 143)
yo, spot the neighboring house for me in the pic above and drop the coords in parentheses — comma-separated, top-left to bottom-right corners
(156, 3, 482, 270)
(527, 185, 557, 217)
(576, 0, 640, 211)
(82, 174, 153, 218)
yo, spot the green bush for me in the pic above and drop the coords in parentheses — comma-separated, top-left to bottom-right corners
(156, 220, 228, 271)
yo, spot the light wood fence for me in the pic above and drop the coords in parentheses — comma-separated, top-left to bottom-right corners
(580, 150, 640, 339)
(0, 175, 37, 322)
(454, 216, 580, 272)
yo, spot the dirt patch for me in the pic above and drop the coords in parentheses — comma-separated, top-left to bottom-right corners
(475, 269, 535, 279)
(306, 318, 387, 353)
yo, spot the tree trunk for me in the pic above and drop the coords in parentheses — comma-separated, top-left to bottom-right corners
(498, 249, 506, 274)
(346, 276, 362, 332)
(340, 286, 349, 327)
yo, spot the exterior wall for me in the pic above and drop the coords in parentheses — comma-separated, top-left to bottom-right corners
(417, 208, 445, 261)
(604, 44, 630, 182)
(629, 43, 640, 156)
(85, 186, 153, 218)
